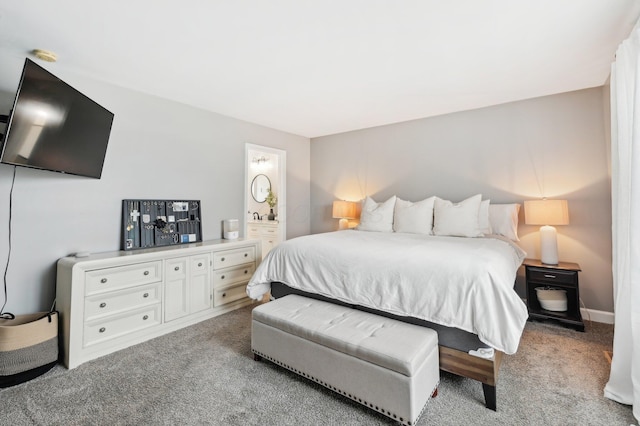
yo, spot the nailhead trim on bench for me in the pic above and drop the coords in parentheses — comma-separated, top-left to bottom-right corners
(253, 349, 439, 426)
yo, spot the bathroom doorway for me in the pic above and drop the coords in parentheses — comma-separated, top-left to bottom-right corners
(244, 144, 286, 253)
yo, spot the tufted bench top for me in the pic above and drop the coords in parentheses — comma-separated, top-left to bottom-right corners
(252, 295, 438, 376)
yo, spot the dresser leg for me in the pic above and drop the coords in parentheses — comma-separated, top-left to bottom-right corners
(253, 353, 262, 361)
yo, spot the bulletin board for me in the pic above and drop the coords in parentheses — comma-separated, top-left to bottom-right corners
(122, 199, 202, 250)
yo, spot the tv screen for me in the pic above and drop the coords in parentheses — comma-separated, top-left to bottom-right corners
(0, 58, 114, 179)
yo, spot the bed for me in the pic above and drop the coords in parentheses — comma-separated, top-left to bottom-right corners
(246, 208, 528, 410)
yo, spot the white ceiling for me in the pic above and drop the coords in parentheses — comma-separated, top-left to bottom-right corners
(0, 1, 639, 138)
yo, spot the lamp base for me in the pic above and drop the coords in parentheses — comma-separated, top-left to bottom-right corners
(338, 218, 349, 230)
(539, 225, 559, 265)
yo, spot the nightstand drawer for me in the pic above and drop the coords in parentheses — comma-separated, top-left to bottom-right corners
(528, 267, 576, 284)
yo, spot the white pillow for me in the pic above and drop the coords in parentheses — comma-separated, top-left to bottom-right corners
(433, 194, 483, 237)
(488, 204, 521, 241)
(357, 196, 396, 232)
(478, 199, 492, 235)
(393, 196, 436, 234)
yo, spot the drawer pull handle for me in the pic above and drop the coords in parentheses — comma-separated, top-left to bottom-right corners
(544, 274, 557, 279)
(143, 293, 149, 298)
(244, 270, 248, 274)
(100, 278, 107, 284)
(222, 292, 226, 297)
(99, 302, 106, 308)
(221, 275, 225, 280)
(244, 253, 248, 257)
(221, 257, 225, 262)
(143, 315, 149, 320)
(175, 266, 180, 271)
(144, 271, 150, 276)
(198, 262, 203, 267)
(99, 327, 106, 333)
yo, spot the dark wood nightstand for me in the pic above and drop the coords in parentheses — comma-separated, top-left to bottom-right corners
(523, 259, 585, 332)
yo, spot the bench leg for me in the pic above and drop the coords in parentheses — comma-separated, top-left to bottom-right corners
(253, 353, 262, 362)
(431, 387, 438, 398)
(482, 383, 496, 411)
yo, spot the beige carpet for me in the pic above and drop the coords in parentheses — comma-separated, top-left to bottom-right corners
(0, 304, 635, 425)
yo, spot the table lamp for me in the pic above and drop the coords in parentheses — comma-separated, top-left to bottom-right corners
(332, 200, 357, 230)
(524, 199, 569, 265)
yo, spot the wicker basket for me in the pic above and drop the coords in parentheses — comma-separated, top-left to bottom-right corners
(0, 311, 58, 387)
(535, 287, 568, 312)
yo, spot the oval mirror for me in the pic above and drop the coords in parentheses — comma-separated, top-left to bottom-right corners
(251, 174, 271, 203)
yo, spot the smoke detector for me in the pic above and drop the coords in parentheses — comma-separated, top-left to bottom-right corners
(32, 49, 57, 62)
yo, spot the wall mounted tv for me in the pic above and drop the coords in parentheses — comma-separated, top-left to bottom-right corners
(0, 58, 114, 179)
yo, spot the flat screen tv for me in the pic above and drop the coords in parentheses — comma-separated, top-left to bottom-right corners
(0, 58, 114, 179)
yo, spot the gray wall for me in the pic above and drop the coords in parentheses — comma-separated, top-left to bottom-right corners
(310, 87, 613, 313)
(0, 58, 612, 315)
(0, 64, 310, 315)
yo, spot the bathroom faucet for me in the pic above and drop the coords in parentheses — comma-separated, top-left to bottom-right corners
(253, 212, 260, 221)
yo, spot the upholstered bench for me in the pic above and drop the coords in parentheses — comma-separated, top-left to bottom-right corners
(251, 294, 439, 425)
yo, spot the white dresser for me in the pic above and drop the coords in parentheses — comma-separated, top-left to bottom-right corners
(247, 221, 280, 259)
(56, 238, 260, 369)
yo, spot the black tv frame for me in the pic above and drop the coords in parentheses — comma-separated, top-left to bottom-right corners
(0, 59, 113, 179)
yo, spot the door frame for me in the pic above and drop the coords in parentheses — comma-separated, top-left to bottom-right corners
(244, 143, 286, 245)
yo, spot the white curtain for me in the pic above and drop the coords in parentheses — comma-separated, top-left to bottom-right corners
(605, 23, 640, 423)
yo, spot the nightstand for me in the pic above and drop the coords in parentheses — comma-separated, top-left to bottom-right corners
(523, 259, 585, 331)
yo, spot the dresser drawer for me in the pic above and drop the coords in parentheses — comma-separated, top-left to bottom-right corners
(213, 247, 255, 269)
(528, 267, 576, 284)
(83, 304, 161, 347)
(213, 264, 255, 288)
(86, 261, 162, 295)
(213, 282, 248, 307)
(84, 283, 161, 322)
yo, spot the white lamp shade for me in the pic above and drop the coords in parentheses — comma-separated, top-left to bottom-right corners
(332, 200, 357, 219)
(524, 199, 569, 225)
(332, 200, 357, 230)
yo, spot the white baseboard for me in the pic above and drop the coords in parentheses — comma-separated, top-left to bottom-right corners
(581, 308, 614, 324)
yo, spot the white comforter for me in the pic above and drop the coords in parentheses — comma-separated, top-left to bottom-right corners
(246, 230, 528, 355)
